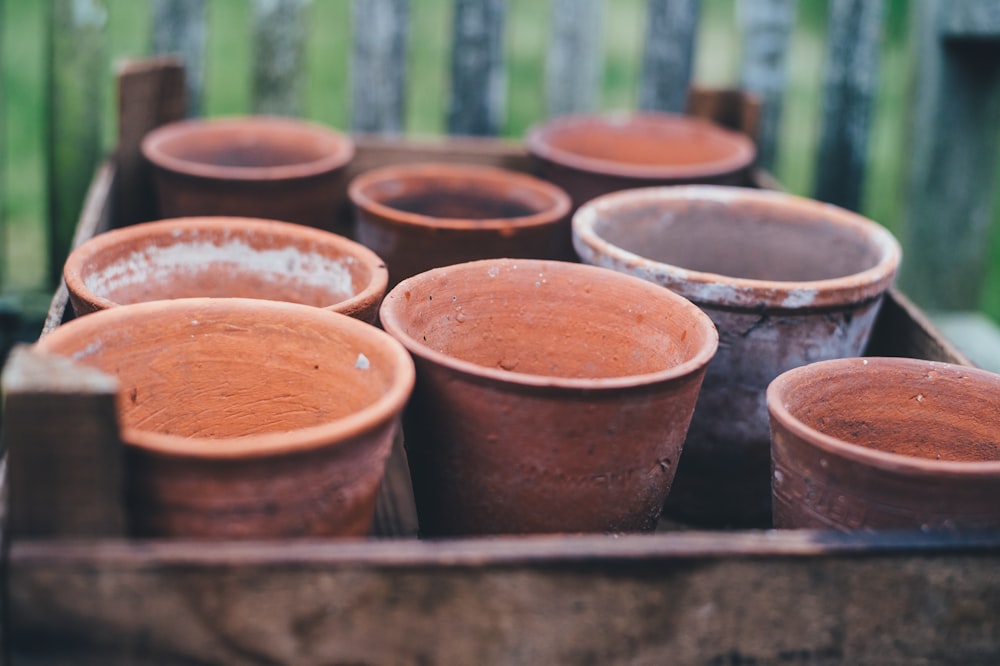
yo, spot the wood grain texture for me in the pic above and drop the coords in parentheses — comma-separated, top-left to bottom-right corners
(812, 0, 884, 212)
(546, 0, 604, 116)
(252, 0, 309, 116)
(638, 0, 700, 113)
(352, 0, 409, 133)
(151, 0, 206, 117)
(447, 0, 508, 136)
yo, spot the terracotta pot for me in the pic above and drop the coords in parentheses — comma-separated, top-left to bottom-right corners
(379, 258, 718, 536)
(142, 116, 355, 231)
(768, 357, 1000, 530)
(349, 162, 572, 287)
(35, 298, 415, 538)
(573, 185, 901, 527)
(525, 111, 756, 210)
(63, 216, 388, 324)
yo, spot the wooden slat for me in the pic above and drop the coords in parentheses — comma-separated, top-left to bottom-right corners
(686, 86, 762, 142)
(351, 0, 410, 133)
(638, 0, 700, 113)
(151, 0, 206, 117)
(47, 0, 107, 289)
(941, 0, 1000, 40)
(251, 0, 309, 117)
(447, 0, 508, 136)
(864, 288, 972, 366)
(545, 0, 604, 116)
(737, 0, 796, 171)
(812, 0, 885, 212)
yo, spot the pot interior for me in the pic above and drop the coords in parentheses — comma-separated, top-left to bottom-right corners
(157, 123, 342, 168)
(592, 199, 884, 282)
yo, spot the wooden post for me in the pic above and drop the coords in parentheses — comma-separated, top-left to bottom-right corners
(738, 0, 796, 171)
(901, 0, 1000, 310)
(812, 0, 884, 212)
(545, 0, 604, 117)
(47, 0, 107, 290)
(447, 0, 508, 136)
(251, 0, 309, 117)
(352, 0, 410, 133)
(638, 0, 700, 113)
(151, 0, 206, 117)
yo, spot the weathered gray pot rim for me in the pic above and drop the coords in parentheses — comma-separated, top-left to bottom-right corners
(141, 115, 356, 182)
(573, 185, 902, 310)
(525, 111, 756, 181)
(379, 258, 719, 392)
(34, 298, 415, 460)
(348, 162, 572, 231)
(63, 216, 389, 315)
(768, 356, 1000, 478)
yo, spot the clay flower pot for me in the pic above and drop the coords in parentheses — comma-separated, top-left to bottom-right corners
(349, 162, 572, 287)
(525, 111, 756, 210)
(769, 357, 1000, 530)
(142, 116, 355, 231)
(63, 216, 388, 324)
(573, 185, 901, 527)
(379, 258, 718, 536)
(35, 298, 415, 539)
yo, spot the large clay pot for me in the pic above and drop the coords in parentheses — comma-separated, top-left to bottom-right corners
(35, 298, 415, 538)
(379, 258, 718, 536)
(349, 162, 572, 287)
(63, 216, 388, 324)
(525, 111, 756, 210)
(142, 116, 355, 231)
(768, 357, 1000, 530)
(573, 185, 901, 527)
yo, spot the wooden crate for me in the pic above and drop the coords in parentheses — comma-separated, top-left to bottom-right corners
(4, 60, 1000, 666)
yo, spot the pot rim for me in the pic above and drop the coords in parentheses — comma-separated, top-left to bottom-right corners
(767, 357, 1000, 478)
(141, 115, 356, 182)
(35, 298, 415, 459)
(572, 185, 902, 310)
(63, 216, 389, 316)
(524, 111, 756, 181)
(347, 162, 572, 231)
(379, 258, 719, 391)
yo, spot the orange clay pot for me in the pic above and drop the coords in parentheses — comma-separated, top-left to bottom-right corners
(142, 116, 355, 231)
(769, 357, 1000, 531)
(379, 258, 718, 536)
(349, 162, 572, 287)
(35, 298, 414, 539)
(525, 112, 756, 210)
(63, 217, 388, 324)
(573, 185, 901, 527)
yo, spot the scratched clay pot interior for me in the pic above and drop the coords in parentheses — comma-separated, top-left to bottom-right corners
(63, 217, 388, 324)
(34, 298, 415, 539)
(379, 258, 718, 536)
(349, 162, 572, 287)
(525, 112, 756, 210)
(573, 185, 901, 528)
(768, 357, 1000, 530)
(142, 116, 355, 231)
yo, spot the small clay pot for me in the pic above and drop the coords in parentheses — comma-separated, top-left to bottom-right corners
(35, 298, 415, 539)
(349, 162, 572, 287)
(63, 216, 388, 324)
(573, 185, 901, 527)
(768, 357, 1000, 530)
(525, 112, 756, 209)
(379, 258, 718, 536)
(142, 116, 355, 231)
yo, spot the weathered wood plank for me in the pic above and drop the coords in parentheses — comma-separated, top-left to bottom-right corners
(864, 288, 972, 366)
(2, 347, 125, 538)
(151, 0, 206, 117)
(351, 0, 410, 133)
(686, 86, 762, 141)
(251, 0, 309, 117)
(901, 0, 1000, 310)
(447, 0, 508, 136)
(638, 0, 700, 113)
(737, 0, 796, 171)
(545, 0, 604, 116)
(47, 0, 107, 288)
(812, 0, 884, 212)
(941, 0, 1000, 40)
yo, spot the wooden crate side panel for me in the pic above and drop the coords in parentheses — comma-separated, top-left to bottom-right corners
(864, 288, 971, 365)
